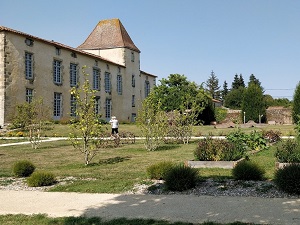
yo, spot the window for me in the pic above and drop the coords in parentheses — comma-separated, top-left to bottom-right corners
(26, 88, 33, 103)
(132, 95, 135, 107)
(105, 99, 111, 119)
(132, 74, 135, 87)
(93, 68, 100, 90)
(145, 81, 150, 97)
(117, 75, 122, 95)
(54, 92, 62, 119)
(71, 52, 77, 58)
(94, 96, 100, 115)
(70, 63, 78, 87)
(55, 47, 61, 56)
(131, 113, 136, 122)
(53, 60, 62, 84)
(104, 72, 111, 93)
(131, 51, 134, 62)
(25, 52, 33, 80)
(70, 94, 76, 117)
(25, 38, 34, 46)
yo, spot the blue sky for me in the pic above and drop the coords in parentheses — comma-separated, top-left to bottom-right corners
(2, 0, 300, 99)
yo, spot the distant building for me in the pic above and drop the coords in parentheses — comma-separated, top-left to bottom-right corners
(0, 19, 156, 126)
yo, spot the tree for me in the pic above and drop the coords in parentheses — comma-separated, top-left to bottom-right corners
(12, 98, 50, 149)
(206, 70, 221, 99)
(69, 66, 104, 165)
(221, 80, 229, 101)
(152, 74, 211, 123)
(224, 87, 245, 109)
(231, 73, 245, 90)
(248, 74, 262, 88)
(292, 81, 300, 123)
(137, 92, 168, 151)
(242, 83, 266, 123)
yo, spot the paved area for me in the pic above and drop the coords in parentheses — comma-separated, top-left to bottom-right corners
(0, 190, 299, 224)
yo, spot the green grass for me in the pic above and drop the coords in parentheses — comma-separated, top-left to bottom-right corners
(0, 214, 261, 225)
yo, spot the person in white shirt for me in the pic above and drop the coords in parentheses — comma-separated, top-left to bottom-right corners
(109, 116, 119, 136)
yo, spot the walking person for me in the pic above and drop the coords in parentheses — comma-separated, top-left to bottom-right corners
(109, 116, 119, 138)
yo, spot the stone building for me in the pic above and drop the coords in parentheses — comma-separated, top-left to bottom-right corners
(0, 19, 156, 126)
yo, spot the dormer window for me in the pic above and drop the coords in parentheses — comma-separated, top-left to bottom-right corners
(25, 38, 34, 46)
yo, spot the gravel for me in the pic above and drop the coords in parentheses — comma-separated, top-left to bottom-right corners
(1, 177, 299, 199)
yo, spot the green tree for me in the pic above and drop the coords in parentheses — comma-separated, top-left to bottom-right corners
(69, 66, 104, 165)
(239, 74, 245, 88)
(224, 87, 245, 109)
(206, 70, 221, 99)
(292, 81, 300, 123)
(221, 80, 229, 102)
(231, 73, 245, 90)
(242, 83, 266, 123)
(152, 74, 211, 123)
(248, 74, 262, 88)
(12, 98, 50, 149)
(137, 92, 168, 151)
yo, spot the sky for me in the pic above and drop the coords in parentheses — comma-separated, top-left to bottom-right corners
(2, 0, 300, 100)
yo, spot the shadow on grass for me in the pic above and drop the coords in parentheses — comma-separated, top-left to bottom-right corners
(98, 156, 131, 165)
(155, 144, 181, 151)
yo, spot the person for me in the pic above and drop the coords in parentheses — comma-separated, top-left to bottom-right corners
(109, 116, 119, 137)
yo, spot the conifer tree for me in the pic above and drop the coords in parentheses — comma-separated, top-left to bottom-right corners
(206, 70, 221, 99)
(292, 81, 300, 123)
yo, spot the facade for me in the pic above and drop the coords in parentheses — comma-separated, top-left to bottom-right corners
(0, 19, 156, 126)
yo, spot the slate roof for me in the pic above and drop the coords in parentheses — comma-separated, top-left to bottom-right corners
(77, 18, 140, 53)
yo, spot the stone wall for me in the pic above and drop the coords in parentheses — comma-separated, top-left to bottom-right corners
(221, 107, 293, 125)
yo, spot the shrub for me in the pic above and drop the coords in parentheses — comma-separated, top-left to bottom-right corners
(27, 171, 57, 187)
(232, 160, 265, 181)
(275, 139, 300, 163)
(274, 164, 300, 195)
(194, 137, 244, 161)
(146, 161, 174, 180)
(164, 164, 199, 191)
(12, 160, 36, 177)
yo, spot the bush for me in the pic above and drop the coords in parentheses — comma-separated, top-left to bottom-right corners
(27, 171, 57, 187)
(194, 137, 244, 161)
(146, 161, 174, 180)
(275, 139, 300, 163)
(12, 160, 36, 177)
(232, 160, 265, 181)
(274, 164, 300, 195)
(164, 164, 199, 191)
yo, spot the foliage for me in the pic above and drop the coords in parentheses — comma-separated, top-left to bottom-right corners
(69, 66, 105, 165)
(164, 164, 199, 191)
(137, 92, 169, 151)
(241, 83, 266, 123)
(248, 74, 262, 88)
(275, 139, 300, 163)
(205, 70, 221, 100)
(221, 80, 229, 101)
(232, 160, 265, 181)
(274, 164, 300, 194)
(226, 129, 268, 152)
(214, 107, 227, 123)
(262, 130, 282, 143)
(27, 171, 57, 187)
(224, 87, 245, 109)
(146, 161, 174, 180)
(12, 160, 36, 177)
(292, 82, 300, 124)
(11, 98, 51, 149)
(194, 137, 244, 161)
(152, 74, 211, 124)
(264, 95, 291, 108)
(231, 74, 245, 90)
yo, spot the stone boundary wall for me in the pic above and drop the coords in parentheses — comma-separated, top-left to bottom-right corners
(221, 107, 293, 125)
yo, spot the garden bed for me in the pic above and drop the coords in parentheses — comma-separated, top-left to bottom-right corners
(186, 158, 245, 169)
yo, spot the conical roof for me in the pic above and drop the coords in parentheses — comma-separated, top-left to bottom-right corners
(77, 18, 140, 53)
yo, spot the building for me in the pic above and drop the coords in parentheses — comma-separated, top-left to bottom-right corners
(0, 19, 156, 127)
